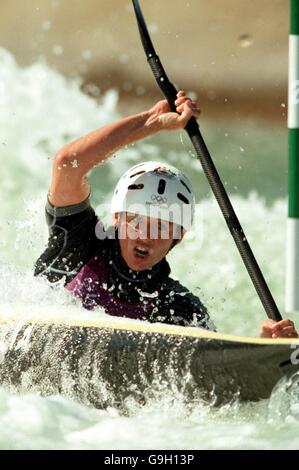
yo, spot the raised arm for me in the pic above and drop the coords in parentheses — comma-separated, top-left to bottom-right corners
(48, 91, 200, 208)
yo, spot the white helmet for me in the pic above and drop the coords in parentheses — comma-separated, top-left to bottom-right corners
(111, 162, 195, 231)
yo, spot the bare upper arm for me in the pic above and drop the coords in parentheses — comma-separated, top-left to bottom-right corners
(48, 153, 91, 207)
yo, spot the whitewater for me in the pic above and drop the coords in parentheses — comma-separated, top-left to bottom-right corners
(0, 48, 298, 450)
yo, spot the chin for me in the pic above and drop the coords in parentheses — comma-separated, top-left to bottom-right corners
(127, 260, 150, 272)
(124, 254, 153, 272)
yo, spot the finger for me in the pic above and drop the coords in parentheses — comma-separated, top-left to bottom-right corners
(175, 96, 197, 108)
(176, 100, 197, 114)
(175, 97, 200, 110)
(176, 103, 186, 114)
(272, 328, 298, 338)
(272, 330, 287, 338)
(282, 326, 298, 336)
(272, 319, 294, 331)
(260, 319, 277, 338)
(177, 102, 199, 125)
(273, 326, 295, 335)
(175, 96, 188, 107)
(177, 90, 186, 98)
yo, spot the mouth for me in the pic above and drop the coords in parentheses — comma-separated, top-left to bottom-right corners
(134, 246, 151, 258)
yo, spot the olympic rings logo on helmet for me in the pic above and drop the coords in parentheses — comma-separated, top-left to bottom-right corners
(151, 194, 168, 204)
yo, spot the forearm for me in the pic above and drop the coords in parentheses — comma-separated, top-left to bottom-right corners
(57, 109, 162, 175)
(48, 92, 199, 208)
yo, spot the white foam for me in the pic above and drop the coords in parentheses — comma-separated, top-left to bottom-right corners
(0, 48, 297, 450)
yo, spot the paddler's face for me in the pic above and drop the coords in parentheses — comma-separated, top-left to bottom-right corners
(114, 213, 184, 271)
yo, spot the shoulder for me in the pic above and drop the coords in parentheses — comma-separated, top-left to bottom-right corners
(35, 197, 103, 284)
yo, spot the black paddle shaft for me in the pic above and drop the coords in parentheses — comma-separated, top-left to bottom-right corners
(132, 0, 282, 321)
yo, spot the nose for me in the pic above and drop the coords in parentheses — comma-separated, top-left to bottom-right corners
(135, 223, 149, 240)
(127, 217, 149, 240)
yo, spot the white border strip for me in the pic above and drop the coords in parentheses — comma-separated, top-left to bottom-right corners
(286, 218, 299, 311)
(289, 35, 299, 128)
